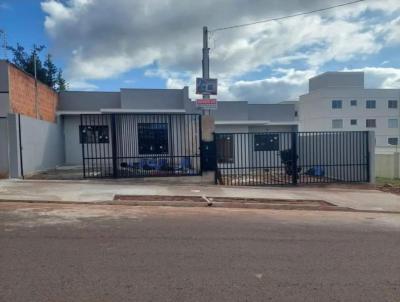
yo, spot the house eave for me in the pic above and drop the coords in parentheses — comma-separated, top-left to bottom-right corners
(215, 120, 298, 126)
(100, 109, 186, 113)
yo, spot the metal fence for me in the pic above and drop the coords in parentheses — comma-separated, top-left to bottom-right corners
(80, 113, 202, 178)
(215, 131, 370, 186)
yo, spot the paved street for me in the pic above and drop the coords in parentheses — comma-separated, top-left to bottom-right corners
(1, 203, 400, 302)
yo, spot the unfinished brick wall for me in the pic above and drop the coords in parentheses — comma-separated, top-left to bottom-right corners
(8, 64, 58, 123)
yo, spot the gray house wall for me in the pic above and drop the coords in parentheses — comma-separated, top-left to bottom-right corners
(6, 114, 65, 178)
(63, 115, 83, 165)
(0, 61, 9, 117)
(7, 114, 20, 178)
(248, 104, 296, 122)
(0, 117, 9, 178)
(214, 101, 249, 121)
(59, 88, 298, 174)
(0, 61, 9, 92)
(309, 72, 364, 91)
(0, 93, 9, 116)
(58, 91, 120, 111)
(19, 115, 65, 176)
(121, 88, 186, 110)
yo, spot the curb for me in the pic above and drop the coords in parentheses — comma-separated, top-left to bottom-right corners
(1, 198, 400, 214)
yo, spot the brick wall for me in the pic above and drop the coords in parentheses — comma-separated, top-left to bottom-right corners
(8, 64, 58, 123)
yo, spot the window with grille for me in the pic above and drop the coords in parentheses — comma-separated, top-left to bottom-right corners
(366, 100, 376, 109)
(332, 100, 342, 109)
(366, 119, 376, 128)
(138, 123, 169, 154)
(79, 126, 109, 144)
(388, 119, 398, 128)
(388, 100, 398, 109)
(254, 134, 280, 151)
(216, 134, 234, 163)
(388, 138, 398, 145)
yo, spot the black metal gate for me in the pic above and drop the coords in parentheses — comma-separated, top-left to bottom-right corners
(80, 113, 202, 178)
(215, 131, 370, 186)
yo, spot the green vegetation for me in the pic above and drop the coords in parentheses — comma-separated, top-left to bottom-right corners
(376, 177, 400, 187)
(6, 43, 67, 92)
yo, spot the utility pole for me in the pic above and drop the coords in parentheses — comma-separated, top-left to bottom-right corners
(33, 50, 39, 119)
(202, 26, 210, 115)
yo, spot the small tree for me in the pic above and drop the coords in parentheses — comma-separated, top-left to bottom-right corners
(7, 43, 29, 70)
(56, 69, 67, 92)
(25, 45, 46, 82)
(44, 54, 57, 88)
(7, 43, 67, 92)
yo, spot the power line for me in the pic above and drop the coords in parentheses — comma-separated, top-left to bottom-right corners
(210, 0, 366, 33)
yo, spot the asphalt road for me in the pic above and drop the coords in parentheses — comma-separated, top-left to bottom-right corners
(1, 203, 400, 302)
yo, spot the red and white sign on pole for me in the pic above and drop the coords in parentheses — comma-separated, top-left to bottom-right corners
(196, 98, 217, 110)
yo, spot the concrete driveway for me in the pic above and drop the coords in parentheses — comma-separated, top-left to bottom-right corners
(1, 179, 400, 212)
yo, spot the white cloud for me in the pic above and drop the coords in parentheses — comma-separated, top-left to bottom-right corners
(67, 80, 98, 91)
(41, 0, 400, 102)
(344, 67, 400, 89)
(382, 16, 400, 45)
(229, 69, 317, 103)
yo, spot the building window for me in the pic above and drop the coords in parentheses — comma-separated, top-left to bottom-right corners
(294, 111, 298, 117)
(138, 123, 168, 155)
(350, 100, 357, 106)
(332, 100, 342, 109)
(216, 134, 234, 163)
(388, 119, 398, 128)
(366, 100, 376, 109)
(332, 119, 343, 129)
(388, 100, 398, 109)
(350, 119, 357, 126)
(388, 138, 399, 146)
(366, 119, 376, 128)
(254, 134, 280, 151)
(79, 126, 109, 144)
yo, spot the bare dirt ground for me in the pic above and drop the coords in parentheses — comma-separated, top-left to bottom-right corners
(1, 202, 400, 302)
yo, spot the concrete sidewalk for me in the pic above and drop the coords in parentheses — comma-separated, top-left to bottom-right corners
(1, 179, 400, 213)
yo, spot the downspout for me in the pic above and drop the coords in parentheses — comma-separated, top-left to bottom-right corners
(17, 114, 24, 179)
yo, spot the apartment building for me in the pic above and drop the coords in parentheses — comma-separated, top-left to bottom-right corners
(298, 72, 400, 149)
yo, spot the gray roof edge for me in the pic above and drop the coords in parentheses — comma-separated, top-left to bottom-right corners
(309, 71, 364, 81)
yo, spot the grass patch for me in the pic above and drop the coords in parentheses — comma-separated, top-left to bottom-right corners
(376, 177, 400, 187)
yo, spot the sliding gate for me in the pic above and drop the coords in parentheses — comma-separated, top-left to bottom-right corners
(80, 113, 202, 178)
(215, 131, 370, 186)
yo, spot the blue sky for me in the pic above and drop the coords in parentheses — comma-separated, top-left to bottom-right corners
(1, 0, 400, 103)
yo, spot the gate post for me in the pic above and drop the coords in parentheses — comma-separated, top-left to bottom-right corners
(367, 131, 376, 184)
(291, 132, 298, 185)
(110, 114, 118, 178)
(200, 115, 216, 184)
